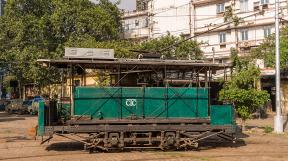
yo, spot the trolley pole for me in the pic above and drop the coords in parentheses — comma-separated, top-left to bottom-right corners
(274, 0, 283, 133)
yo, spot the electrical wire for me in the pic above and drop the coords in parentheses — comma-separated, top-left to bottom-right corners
(156, 9, 277, 53)
(150, 2, 191, 16)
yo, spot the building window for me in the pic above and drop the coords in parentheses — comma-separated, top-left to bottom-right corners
(144, 18, 149, 27)
(125, 24, 129, 31)
(240, 0, 249, 12)
(216, 3, 225, 13)
(135, 20, 139, 27)
(74, 80, 80, 87)
(254, 1, 260, 10)
(240, 30, 249, 41)
(260, 0, 269, 5)
(264, 27, 272, 37)
(219, 32, 226, 43)
(137, 0, 148, 11)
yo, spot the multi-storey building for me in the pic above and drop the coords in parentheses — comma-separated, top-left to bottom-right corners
(122, 0, 288, 62)
(192, 0, 288, 62)
(122, 10, 149, 40)
(0, 0, 6, 16)
(122, 0, 149, 40)
(136, 0, 149, 11)
(123, 0, 192, 40)
(148, 0, 192, 38)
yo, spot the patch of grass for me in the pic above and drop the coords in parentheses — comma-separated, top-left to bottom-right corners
(200, 157, 211, 161)
(264, 126, 273, 133)
(157, 152, 187, 158)
(155, 152, 221, 161)
(200, 158, 222, 161)
(0, 130, 12, 134)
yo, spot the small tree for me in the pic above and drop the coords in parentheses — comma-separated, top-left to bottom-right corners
(251, 26, 288, 69)
(137, 34, 203, 59)
(0, 0, 123, 91)
(219, 51, 270, 130)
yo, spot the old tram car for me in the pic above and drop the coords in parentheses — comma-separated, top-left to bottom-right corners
(37, 48, 237, 152)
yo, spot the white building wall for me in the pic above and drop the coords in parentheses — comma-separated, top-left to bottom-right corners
(122, 0, 288, 61)
(149, 0, 192, 38)
(122, 11, 149, 40)
(193, 0, 288, 61)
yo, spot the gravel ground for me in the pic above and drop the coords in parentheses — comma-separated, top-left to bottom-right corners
(0, 112, 288, 161)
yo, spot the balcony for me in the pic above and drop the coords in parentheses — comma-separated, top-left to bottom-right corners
(238, 40, 257, 48)
(123, 28, 149, 39)
(123, 10, 148, 19)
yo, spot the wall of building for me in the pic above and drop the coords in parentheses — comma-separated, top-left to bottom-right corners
(148, 0, 192, 38)
(65, 76, 98, 97)
(122, 0, 288, 62)
(136, 0, 148, 11)
(122, 11, 149, 39)
(193, 0, 288, 61)
(0, 0, 6, 16)
(281, 80, 288, 114)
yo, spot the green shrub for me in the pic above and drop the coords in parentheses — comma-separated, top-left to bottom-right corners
(264, 126, 273, 133)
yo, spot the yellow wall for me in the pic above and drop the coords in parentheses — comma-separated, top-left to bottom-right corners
(281, 80, 288, 114)
(65, 75, 98, 97)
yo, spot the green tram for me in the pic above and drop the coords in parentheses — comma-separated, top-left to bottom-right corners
(37, 58, 237, 152)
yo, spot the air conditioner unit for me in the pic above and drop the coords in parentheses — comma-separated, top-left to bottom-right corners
(254, 2, 260, 11)
(261, 3, 268, 9)
(238, 42, 248, 48)
(239, 41, 256, 48)
(255, 59, 265, 69)
(225, 6, 231, 11)
(247, 22, 255, 25)
(64, 48, 115, 60)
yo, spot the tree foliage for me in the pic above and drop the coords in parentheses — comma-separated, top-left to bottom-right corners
(251, 26, 288, 69)
(0, 0, 204, 97)
(223, 5, 242, 26)
(219, 51, 270, 126)
(137, 34, 203, 59)
(0, 0, 123, 88)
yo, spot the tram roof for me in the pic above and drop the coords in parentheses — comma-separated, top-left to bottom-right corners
(37, 58, 231, 71)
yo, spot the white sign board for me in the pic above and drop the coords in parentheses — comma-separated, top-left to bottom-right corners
(261, 68, 275, 76)
(65, 47, 115, 59)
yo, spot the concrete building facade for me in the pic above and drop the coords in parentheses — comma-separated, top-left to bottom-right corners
(192, 0, 288, 62)
(123, 0, 288, 62)
(136, 0, 149, 11)
(148, 0, 192, 38)
(0, 0, 5, 16)
(122, 0, 192, 40)
(122, 10, 149, 40)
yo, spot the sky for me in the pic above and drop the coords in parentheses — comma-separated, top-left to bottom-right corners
(91, 0, 136, 11)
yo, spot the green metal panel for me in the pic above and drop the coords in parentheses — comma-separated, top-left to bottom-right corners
(211, 105, 235, 125)
(75, 87, 121, 99)
(73, 87, 210, 120)
(37, 101, 45, 136)
(144, 88, 166, 118)
(121, 87, 144, 118)
(74, 87, 121, 119)
(167, 88, 208, 118)
(197, 88, 209, 117)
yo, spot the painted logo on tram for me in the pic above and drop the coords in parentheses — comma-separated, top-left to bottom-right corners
(125, 99, 137, 107)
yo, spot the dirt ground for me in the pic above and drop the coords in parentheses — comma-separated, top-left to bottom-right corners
(0, 112, 288, 161)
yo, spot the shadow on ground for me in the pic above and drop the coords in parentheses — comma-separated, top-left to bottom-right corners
(45, 142, 85, 151)
(0, 112, 36, 122)
(0, 117, 25, 122)
(4, 136, 32, 142)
